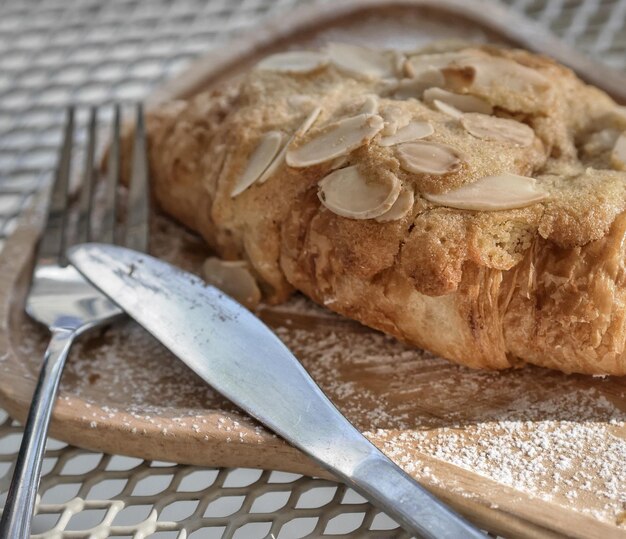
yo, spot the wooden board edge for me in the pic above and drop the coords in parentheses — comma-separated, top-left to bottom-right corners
(1, 380, 621, 539)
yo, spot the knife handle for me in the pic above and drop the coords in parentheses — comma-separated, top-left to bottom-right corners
(345, 452, 485, 539)
(276, 387, 484, 538)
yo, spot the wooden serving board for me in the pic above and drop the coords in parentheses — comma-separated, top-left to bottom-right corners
(2, 2, 626, 538)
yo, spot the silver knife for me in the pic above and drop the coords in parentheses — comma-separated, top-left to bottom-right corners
(68, 243, 484, 539)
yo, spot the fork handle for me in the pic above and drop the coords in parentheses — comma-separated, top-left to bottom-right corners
(0, 328, 75, 539)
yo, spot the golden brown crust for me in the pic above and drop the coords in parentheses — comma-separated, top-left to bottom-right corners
(133, 43, 626, 374)
(504, 213, 626, 374)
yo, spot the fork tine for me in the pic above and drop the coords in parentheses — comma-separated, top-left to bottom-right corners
(97, 103, 120, 245)
(74, 106, 97, 245)
(124, 103, 150, 253)
(37, 106, 74, 265)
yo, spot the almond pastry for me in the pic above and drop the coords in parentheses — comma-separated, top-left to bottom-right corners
(123, 43, 626, 375)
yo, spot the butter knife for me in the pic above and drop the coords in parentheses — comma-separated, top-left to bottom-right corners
(68, 243, 484, 539)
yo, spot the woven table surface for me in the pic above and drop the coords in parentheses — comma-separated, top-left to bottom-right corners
(0, 0, 624, 537)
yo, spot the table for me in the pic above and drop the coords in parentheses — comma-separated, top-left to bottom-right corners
(0, 0, 624, 537)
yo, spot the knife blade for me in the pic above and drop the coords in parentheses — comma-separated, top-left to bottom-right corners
(68, 243, 484, 539)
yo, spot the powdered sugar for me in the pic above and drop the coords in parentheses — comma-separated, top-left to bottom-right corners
(7, 216, 626, 529)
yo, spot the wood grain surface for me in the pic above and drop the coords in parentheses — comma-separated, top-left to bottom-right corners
(1, 2, 626, 537)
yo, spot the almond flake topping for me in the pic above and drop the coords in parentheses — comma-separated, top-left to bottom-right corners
(329, 155, 350, 170)
(611, 131, 626, 171)
(432, 99, 463, 118)
(397, 141, 464, 175)
(461, 113, 534, 147)
(202, 258, 261, 310)
(325, 42, 398, 79)
(257, 51, 328, 74)
(380, 106, 410, 136)
(391, 68, 445, 99)
(424, 87, 493, 115)
(287, 113, 384, 168)
(231, 131, 284, 197)
(405, 51, 476, 78)
(443, 56, 551, 95)
(258, 106, 322, 183)
(379, 121, 433, 147)
(375, 188, 414, 222)
(424, 173, 548, 211)
(331, 95, 379, 122)
(357, 94, 379, 115)
(318, 165, 401, 219)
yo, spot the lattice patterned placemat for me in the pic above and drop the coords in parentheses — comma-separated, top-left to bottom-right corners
(0, 0, 624, 537)
(0, 410, 411, 538)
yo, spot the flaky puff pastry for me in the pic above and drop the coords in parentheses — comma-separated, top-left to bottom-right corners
(122, 43, 626, 374)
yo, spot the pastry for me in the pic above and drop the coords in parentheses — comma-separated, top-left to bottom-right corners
(124, 42, 626, 375)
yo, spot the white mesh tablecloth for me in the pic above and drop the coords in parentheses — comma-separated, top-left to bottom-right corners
(0, 1, 625, 537)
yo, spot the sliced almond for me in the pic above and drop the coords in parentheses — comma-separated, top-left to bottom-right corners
(325, 42, 397, 79)
(611, 131, 626, 171)
(410, 41, 477, 56)
(461, 113, 534, 147)
(375, 188, 414, 222)
(318, 165, 401, 219)
(357, 94, 379, 115)
(444, 56, 551, 95)
(202, 258, 262, 310)
(299, 106, 323, 133)
(330, 94, 380, 122)
(231, 131, 284, 197)
(432, 99, 463, 118)
(424, 173, 548, 210)
(424, 87, 493, 115)
(257, 51, 328, 74)
(296, 105, 324, 135)
(286, 113, 384, 168)
(379, 121, 433, 147)
(258, 106, 322, 183)
(392, 49, 408, 77)
(380, 106, 410, 136)
(392, 68, 445, 99)
(406, 51, 474, 78)
(329, 155, 350, 170)
(397, 141, 464, 175)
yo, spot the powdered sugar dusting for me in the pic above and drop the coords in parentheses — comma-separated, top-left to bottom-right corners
(272, 319, 626, 525)
(6, 216, 626, 529)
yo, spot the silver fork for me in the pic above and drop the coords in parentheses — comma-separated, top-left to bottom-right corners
(0, 103, 149, 539)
